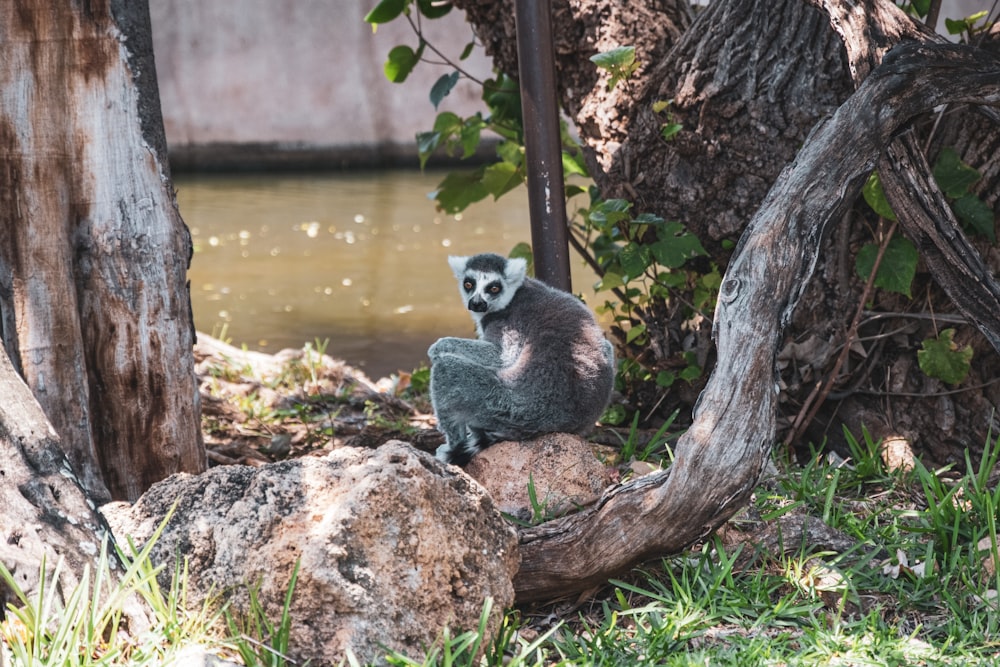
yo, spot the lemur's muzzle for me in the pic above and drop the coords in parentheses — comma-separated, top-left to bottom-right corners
(468, 297, 488, 313)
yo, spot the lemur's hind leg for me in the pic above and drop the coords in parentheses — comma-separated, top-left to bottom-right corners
(429, 350, 513, 465)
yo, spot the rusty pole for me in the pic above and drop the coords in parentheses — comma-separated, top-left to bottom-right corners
(513, 0, 571, 291)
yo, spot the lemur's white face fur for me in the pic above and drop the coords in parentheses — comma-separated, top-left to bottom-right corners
(448, 254, 527, 327)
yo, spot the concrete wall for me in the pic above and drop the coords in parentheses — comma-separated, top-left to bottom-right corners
(150, 0, 495, 169)
(150, 0, 990, 170)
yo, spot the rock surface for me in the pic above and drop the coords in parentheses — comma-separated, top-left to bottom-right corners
(463, 433, 613, 523)
(101, 441, 519, 666)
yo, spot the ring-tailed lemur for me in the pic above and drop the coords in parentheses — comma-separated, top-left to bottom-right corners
(428, 253, 615, 465)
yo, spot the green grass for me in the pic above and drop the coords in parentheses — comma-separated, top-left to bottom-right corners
(0, 510, 297, 666)
(4, 427, 1000, 665)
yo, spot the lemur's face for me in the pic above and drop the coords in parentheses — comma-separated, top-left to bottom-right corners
(460, 269, 510, 314)
(447, 254, 527, 322)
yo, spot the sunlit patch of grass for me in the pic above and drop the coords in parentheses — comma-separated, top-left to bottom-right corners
(0, 510, 303, 667)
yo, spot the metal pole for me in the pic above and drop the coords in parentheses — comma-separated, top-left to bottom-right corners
(513, 0, 572, 292)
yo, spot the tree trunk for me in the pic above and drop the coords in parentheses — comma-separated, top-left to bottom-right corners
(0, 0, 205, 502)
(512, 42, 1000, 603)
(0, 344, 118, 614)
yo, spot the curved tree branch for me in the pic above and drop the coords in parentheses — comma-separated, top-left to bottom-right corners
(513, 41, 1000, 603)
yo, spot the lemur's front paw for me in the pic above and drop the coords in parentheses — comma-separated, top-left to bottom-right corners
(427, 337, 455, 359)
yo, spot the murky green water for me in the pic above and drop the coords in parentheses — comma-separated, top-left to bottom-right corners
(177, 170, 599, 379)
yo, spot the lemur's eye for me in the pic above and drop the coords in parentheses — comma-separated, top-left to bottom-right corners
(487, 282, 502, 295)
(463, 280, 475, 292)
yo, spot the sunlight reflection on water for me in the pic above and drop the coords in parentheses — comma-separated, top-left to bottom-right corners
(177, 170, 600, 379)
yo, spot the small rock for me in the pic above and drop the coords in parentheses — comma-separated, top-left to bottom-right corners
(464, 433, 613, 523)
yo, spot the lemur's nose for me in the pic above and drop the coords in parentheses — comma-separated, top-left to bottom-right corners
(468, 297, 488, 313)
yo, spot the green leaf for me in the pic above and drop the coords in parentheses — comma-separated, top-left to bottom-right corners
(561, 151, 588, 177)
(384, 45, 418, 83)
(655, 371, 677, 388)
(589, 46, 639, 91)
(588, 199, 632, 230)
(625, 323, 646, 344)
(679, 360, 701, 382)
(600, 403, 628, 425)
(496, 140, 523, 167)
(480, 161, 523, 199)
(458, 118, 484, 158)
(416, 131, 442, 168)
(910, 0, 931, 17)
(416, 0, 452, 18)
(432, 168, 490, 213)
(432, 110, 462, 133)
(365, 0, 406, 24)
(660, 123, 682, 141)
(854, 236, 918, 297)
(862, 171, 897, 221)
(589, 46, 636, 70)
(946, 11, 990, 36)
(459, 41, 475, 60)
(416, 111, 463, 168)
(429, 71, 460, 109)
(648, 221, 707, 268)
(945, 17, 967, 34)
(633, 212, 665, 225)
(933, 147, 980, 198)
(953, 193, 996, 243)
(596, 272, 625, 292)
(508, 243, 533, 274)
(918, 328, 973, 384)
(483, 75, 522, 127)
(619, 243, 650, 280)
(656, 271, 686, 289)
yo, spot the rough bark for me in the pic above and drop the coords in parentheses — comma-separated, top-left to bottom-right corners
(931, 22, 1000, 214)
(0, 345, 115, 614)
(0, 0, 204, 502)
(456, 0, 858, 247)
(815, 1, 1000, 355)
(513, 42, 1000, 603)
(881, 136, 1000, 353)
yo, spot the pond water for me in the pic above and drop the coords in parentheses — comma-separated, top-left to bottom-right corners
(176, 170, 601, 379)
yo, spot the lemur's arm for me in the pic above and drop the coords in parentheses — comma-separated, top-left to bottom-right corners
(428, 336, 502, 368)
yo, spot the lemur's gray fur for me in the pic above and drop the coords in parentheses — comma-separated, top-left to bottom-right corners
(429, 253, 615, 466)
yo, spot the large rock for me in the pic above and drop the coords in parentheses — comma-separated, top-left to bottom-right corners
(463, 433, 613, 523)
(101, 441, 518, 666)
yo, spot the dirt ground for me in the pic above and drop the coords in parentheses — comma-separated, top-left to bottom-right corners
(195, 333, 445, 467)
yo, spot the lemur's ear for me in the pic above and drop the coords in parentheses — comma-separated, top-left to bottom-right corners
(505, 257, 528, 286)
(447, 256, 468, 280)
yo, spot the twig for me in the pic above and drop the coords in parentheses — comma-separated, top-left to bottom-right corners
(835, 375, 1000, 398)
(924, 0, 943, 31)
(567, 227, 630, 304)
(405, 13, 486, 87)
(784, 218, 898, 447)
(860, 310, 968, 325)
